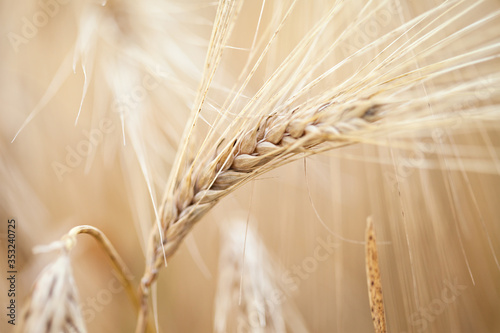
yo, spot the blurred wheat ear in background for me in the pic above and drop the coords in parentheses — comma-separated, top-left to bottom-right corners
(1, 0, 500, 332)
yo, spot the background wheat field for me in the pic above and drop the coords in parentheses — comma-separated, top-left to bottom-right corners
(1, 0, 500, 332)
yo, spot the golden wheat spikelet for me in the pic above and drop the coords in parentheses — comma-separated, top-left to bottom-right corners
(17, 247, 86, 333)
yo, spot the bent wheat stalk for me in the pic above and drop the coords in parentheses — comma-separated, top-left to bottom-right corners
(65, 225, 139, 310)
(20, 226, 145, 333)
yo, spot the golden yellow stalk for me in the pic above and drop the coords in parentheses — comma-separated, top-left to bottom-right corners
(365, 217, 387, 333)
(65, 225, 138, 311)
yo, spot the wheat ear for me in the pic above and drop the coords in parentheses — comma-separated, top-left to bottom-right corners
(154, 99, 380, 261)
(135, 98, 384, 331)
(137, 86, 496, 331)
(214, 221, 287, 333)
(18, 238, 85, 333)
(18, 253, 86, 333)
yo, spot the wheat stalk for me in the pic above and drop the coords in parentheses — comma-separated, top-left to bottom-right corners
(65, 225, 139, 310)
(365, 217, 387, 333)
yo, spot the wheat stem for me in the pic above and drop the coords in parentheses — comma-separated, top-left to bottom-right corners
(66, 225, 139, 311)
(66, 226, 157, 332)
(365, 217, 387, 333)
